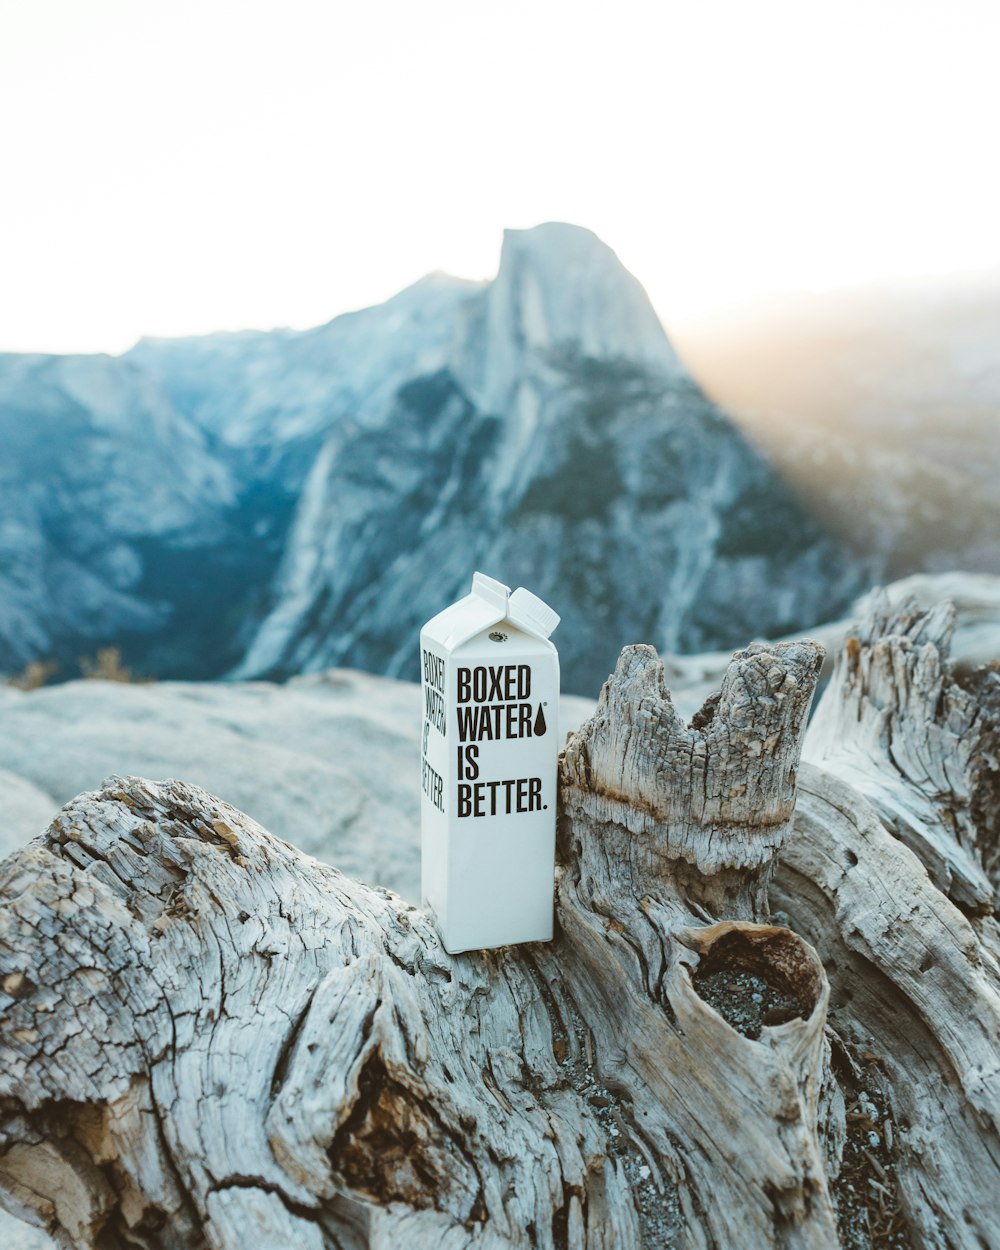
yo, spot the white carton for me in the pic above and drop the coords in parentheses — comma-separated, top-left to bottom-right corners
(420, 572, 560, 953)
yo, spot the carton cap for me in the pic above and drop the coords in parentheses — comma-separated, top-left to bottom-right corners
(422, 572, 559, 650)
(508, 587, 560, 640)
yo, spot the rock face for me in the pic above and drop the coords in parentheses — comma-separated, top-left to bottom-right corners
(127, 273, 480, 491)
(231, 224, 861, 693)
(1, 224, 861, 690)
(0, 352, 290, 680)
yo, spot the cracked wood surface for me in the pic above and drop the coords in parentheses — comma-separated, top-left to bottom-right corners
(0, 603, 998, 1250)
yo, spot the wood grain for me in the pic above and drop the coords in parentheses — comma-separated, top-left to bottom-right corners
(1, 597, 996, 1248)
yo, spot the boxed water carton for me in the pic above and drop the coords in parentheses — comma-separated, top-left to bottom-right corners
(420, 572, 560, 953)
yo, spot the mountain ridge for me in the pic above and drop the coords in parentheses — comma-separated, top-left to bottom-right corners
(226, 223, 862, 691)
(2, 222, 863, 690)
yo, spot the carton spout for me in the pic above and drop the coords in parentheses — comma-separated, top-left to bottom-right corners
(471, 571, 511, 613)
(508, 587, 560, 640)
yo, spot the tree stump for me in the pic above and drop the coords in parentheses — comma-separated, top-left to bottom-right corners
(0, 598, 997, 1249)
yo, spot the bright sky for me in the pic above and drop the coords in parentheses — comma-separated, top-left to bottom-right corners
(2, 0, 998, 354)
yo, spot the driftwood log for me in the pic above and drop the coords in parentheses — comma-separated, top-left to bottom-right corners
(0, 596, 997, 1249)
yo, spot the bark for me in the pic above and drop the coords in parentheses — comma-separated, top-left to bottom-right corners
(0, 602, 997, 1250)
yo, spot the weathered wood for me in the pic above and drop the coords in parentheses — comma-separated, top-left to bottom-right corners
(774, 594, 1000, 1249)
(804, 592, 1000, 914)
(0, 605, 997, 1250)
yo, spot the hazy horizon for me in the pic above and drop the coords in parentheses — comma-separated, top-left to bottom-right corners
(4, 0, 1000, 354)
(5, 226, 1000, 362)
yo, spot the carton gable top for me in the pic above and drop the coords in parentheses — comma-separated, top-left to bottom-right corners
(422, 572, 560, 652)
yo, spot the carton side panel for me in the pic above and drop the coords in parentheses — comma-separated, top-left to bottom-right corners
(419, 632, 451, 926)
(444, 797, 556, 951)
(441, 637, 559, 952)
